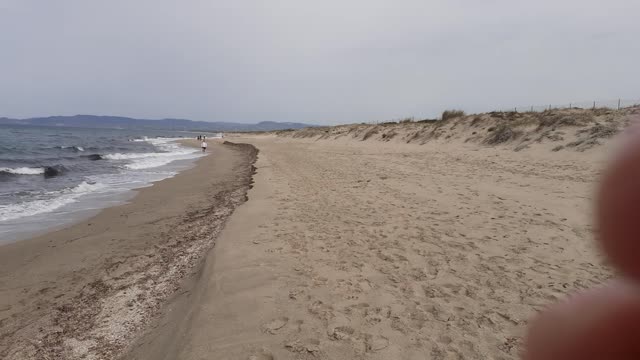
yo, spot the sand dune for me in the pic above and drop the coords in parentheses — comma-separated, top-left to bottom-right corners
(278, 106, 638, 153)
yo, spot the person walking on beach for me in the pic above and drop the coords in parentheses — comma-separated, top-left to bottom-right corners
(201, 139, 207, 152)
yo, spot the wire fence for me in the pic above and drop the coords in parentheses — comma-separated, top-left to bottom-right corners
(494, 98, 640, 113)
(363, 98, 640, 125)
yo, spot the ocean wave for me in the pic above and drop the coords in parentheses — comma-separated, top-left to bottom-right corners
(0, 181, 106, 222)
(55, 145, 85, 152)
(104, 137, 200, 170)
(71, 181, 105, 193)
(124, 157, 178, 170)
(0, 137, 199, 222)
(104, 151, 193, 160)
(103, 152, 161, 160)
(0, 167, 44, 175)
(83, 154, 104, 161)
(44, 165, 66, 178)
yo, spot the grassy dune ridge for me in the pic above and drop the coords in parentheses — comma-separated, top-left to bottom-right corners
(275, 106, 640, 152)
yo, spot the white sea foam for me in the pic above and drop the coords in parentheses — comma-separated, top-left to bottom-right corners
(0, 167, 45, 175)
(1, 137, 199, 226)
(124, 157, 177, 170)
(0, 181, 107, 221)
(57, 145, 85, 151)
(104, 153, 159, 160)
(105, 137, 200, 170)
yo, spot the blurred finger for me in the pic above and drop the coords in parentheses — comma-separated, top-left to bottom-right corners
(525, 279, 640, 360)
(598, 121, 640, 279)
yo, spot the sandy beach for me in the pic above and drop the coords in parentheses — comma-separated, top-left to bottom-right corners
(161, 108, 637, 359)
(0, 140, 257, 359)
(3, 107, 636, 359)
(3, 1, 638, 357)
(159, 133, 612, 360)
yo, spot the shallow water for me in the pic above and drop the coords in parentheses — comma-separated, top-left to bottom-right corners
(0, 125, 209, 242)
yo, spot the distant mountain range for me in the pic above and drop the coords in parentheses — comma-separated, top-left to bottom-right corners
(0, 115, 312, 132)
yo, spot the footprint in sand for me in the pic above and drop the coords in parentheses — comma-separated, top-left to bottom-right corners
(247, 349, 275, 360)
(366, 335, 390, 352)
(328, 325, 355, 340)
(262, 317, 289, 334)
(284, 338, 321, 354)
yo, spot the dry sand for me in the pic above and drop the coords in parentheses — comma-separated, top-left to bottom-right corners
(0, 140, 257, 359)
(161, 131, 613, 359)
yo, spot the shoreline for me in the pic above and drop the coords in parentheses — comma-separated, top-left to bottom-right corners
(0, 137, 205, 245)
(0, 140, 258, 359)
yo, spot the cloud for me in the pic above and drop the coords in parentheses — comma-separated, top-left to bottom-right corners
(1, 0, 638, 124)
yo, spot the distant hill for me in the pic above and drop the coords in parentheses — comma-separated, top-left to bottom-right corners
(0, 115, 313, 132)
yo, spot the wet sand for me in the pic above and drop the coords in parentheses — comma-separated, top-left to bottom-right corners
(0, 140, 257, 359)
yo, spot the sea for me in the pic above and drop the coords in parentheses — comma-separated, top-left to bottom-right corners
(0, 124, 212, 243)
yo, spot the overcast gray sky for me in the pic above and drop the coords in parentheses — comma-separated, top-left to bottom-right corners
(1, 0, 638, 124)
